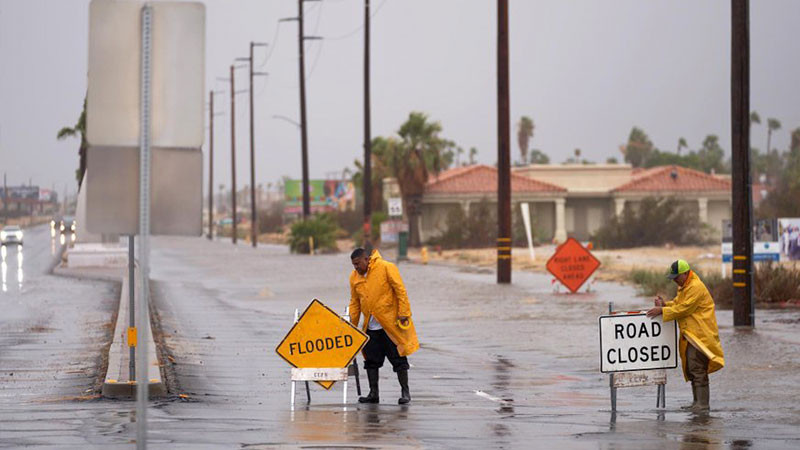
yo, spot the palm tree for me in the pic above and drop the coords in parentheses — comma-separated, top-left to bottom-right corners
(677, 137, 687, 155)
(767, 117, 781, 152)
(455, 146, 464, 167)
(384, 112, 452, 245)
(749, 111, 761, 125)
(57, 97, 88, 187)
(516, 116, 535, 164)
(469, 147, 478, 165)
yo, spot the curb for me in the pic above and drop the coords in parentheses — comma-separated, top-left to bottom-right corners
(102, 268, 165, 399)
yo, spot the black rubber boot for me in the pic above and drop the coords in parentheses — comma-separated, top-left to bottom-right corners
(692, 384, 710, 412)
(397, 369, 411, 405)
(682, 384, 698, 410)
(359, 368, 380, 404)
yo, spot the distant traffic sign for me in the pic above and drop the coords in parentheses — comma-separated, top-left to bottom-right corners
(276, 299, 368, 389)
(546, 237, 600, 293)
(599, 314, 678, 373)
(388, 197, 403, 217)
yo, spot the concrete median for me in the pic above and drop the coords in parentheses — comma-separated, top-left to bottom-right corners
(102, 268, 165, 398)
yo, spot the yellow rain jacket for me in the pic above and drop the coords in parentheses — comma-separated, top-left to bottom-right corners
(662, 271, 725, 381)
(349, 250, 419, 357)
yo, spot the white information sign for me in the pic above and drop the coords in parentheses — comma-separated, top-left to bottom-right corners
(599, 313, 678, 373)
(388, 197, 403, 217)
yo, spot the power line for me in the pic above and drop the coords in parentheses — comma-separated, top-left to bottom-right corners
(256, 22, 283, 70)
(325, 0, 389, 41)
(306, 40, 325, 79)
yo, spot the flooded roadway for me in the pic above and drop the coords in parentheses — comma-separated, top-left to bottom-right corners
(2, 233, 800, 448)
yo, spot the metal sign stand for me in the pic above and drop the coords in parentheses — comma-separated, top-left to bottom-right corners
(136, 5, 153, 449)
(128, 235, 136, 381)
(607, 302, 666, 413)
(288, 307, 362, 410)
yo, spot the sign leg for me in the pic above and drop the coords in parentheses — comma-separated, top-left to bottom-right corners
(291, 381, 296, 409)
(305, 381, 311, 404)
(609, 374, 617, 413)
(354, 361, 362, 396)
(656, 384, 661, 408)
(343, 381, 348, 404)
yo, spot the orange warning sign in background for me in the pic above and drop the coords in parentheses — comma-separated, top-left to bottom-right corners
(546, 238, 601, 293)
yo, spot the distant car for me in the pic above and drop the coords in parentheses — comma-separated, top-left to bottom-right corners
(59, 216, 76, 234)
(0, 226, 23, 246)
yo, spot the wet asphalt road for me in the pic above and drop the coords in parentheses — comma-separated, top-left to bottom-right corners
(2, 233, 800, 448)
(0, 225, 120, 446)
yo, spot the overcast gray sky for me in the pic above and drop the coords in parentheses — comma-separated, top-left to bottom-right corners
(1, 0, 799, 195)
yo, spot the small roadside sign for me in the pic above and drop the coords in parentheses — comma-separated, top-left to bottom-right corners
(276, 299, 368, 389)
(546, 237, 600, 293)
(388, 197, 403, 217)
(380, 219, 408, 244)
(599, 313, 678, 373)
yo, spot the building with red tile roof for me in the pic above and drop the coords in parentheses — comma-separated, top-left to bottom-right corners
(417, 163, 731, 243)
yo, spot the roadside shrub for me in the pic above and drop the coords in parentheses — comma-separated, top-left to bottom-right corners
(428, 198, 497, 249)
(630, 263, 800, 308)
(331, 209, 362, 235)
(258, 203, 285, 234)
(430, 206, 468, 249)
(593, 197, 713, 249)
(630, 269, 677, 298)
(288, 214, 338, 254)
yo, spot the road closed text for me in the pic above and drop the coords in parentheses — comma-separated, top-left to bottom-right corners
(599, 314, 678, 373)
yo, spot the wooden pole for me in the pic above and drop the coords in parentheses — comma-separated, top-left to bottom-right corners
(731, 0, 754, 326)
(496, 0, 511, 284)
(230, 64, 238, 244)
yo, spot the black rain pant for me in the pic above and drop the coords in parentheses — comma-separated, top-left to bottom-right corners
(363, 329, 409, 372)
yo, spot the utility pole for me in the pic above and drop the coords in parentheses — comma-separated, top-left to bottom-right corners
(281, 2, 320, 220)
(237, 43, 268, 248)
(496, 0, 511, 284)
(208, 90, 215, 240)
(230, 64, 239, 244)
(298, 0, 311, 219)
(731, 0, 754, 326)
(363, 0, 372, 250)
(3, 172, 7, 224)
(299, 0, 321, 219)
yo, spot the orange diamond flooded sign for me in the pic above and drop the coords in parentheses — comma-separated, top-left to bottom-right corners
(546, 237, 601, 293)
(276, 299, 368, 389)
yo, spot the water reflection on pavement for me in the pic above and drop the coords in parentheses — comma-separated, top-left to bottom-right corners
(2, 234, 800, 448)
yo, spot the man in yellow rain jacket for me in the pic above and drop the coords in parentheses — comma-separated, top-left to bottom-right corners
(647, 259, 724, 411)
(349, 248, 419, 404)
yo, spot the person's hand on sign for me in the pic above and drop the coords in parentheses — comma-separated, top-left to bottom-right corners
(646, 307, 663, 318)
(654, 295, 666, 307)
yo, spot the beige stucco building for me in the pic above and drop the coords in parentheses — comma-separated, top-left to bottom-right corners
(418, 163, 732, 243)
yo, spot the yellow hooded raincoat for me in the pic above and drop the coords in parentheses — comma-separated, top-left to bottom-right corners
(662, 271, 725, 381)
(349, 250, 419, 357)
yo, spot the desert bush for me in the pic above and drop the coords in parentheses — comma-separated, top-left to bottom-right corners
(258, 203, 285, 234)
(331, 209, 362, 235)
(708, 262, 800, 308)
(429, 198, 497, 249)
(630, 269, 677, 298)
(593, 197, 713, 249)
(288, 214, 338, 254)
(629, 263, 800, 308)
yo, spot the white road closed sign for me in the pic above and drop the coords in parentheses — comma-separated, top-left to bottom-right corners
(599, 313, 678, 373)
